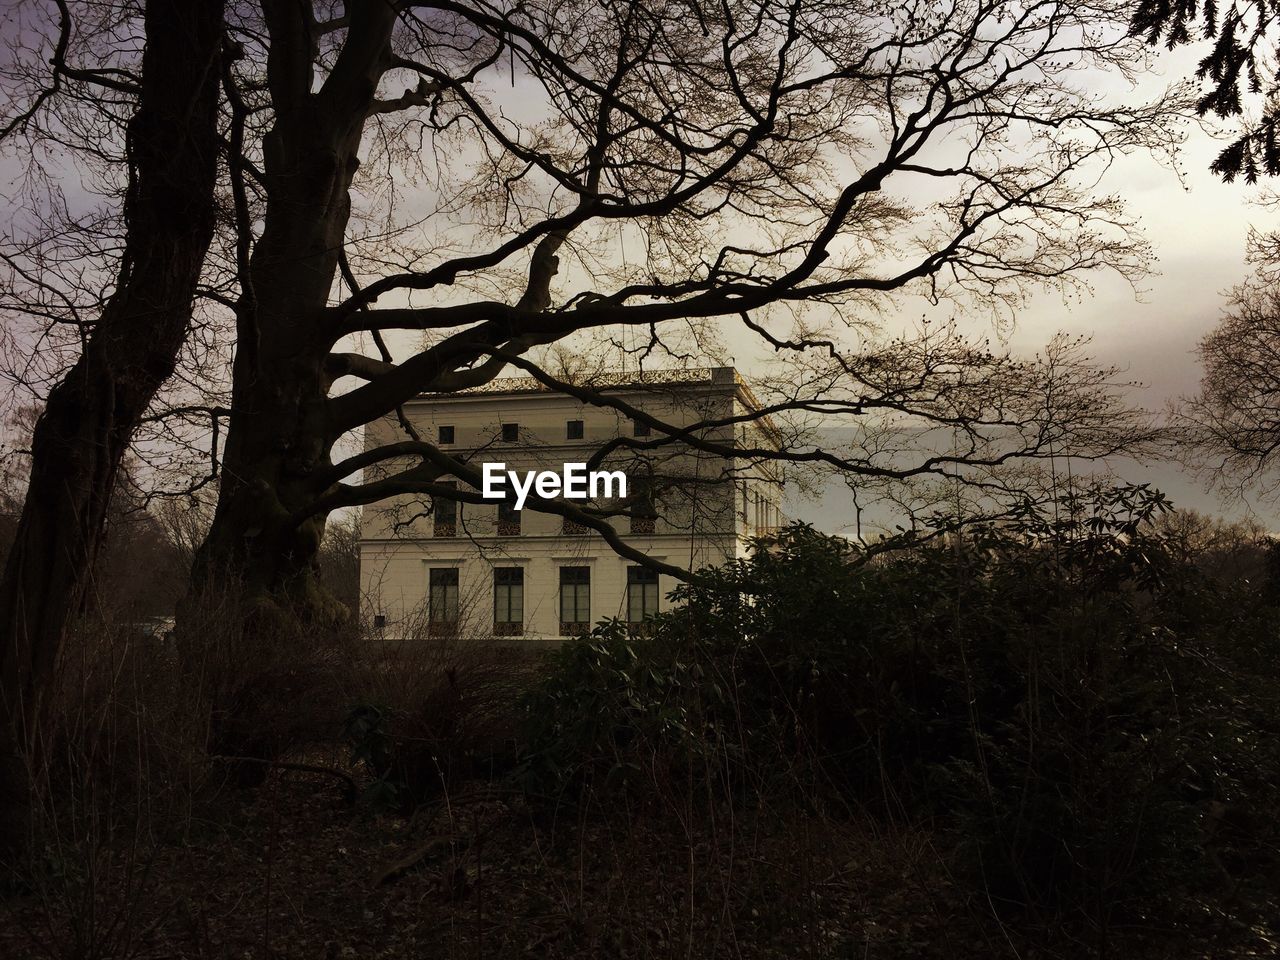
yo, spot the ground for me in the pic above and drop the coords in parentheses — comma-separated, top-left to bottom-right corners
(2, 749, 1267, 960)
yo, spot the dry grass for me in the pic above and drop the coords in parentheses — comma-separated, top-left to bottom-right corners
(0, 765, 991, 960)
(2, 594, 1274, 959)
(6, 757, 1248, 960)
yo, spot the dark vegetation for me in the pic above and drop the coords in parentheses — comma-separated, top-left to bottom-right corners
(2, 488, 1277, 958)
(523, 488, 1280, 946)
(1131, 0, 1280, 181)
(0, 0, 1276, 955)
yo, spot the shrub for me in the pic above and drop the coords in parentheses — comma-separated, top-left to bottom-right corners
(519, 486, 1280, 938)
(340, 637, 533, 811)
(518, 620, 717, 799)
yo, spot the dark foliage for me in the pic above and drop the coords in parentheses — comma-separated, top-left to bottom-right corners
(1131, 0, 1280, 180)
(521, 486, 1280, 939)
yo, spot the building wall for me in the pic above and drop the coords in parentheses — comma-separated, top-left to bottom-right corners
(358, 368, 783, 641)
(359, 533, 737, 642)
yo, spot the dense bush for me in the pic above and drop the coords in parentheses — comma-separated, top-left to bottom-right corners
(341, 639, 534, 811)
(520, 486, 1280, 937)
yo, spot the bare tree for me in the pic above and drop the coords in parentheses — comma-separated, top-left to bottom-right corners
(175, 0, 1185, 624)
(0, 405, 39, 566)
(318, 510, 361, 617)
(1149, 506, 1272, 583)
(0, 0, 223, 857)
(1180, 275, 1280, 500)
(153, 490, 218, 571)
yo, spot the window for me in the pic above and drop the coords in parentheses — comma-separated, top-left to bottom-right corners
(626, 566, 659, 623)
(429, 568, 459, 636)
(566, 419, 584, 440)
(559, 566, 591, 634)
(493, 567, 524, 636)
(501, 422, 519, 442)
(438, 424, 455, 444)
(632, 418, 651, 437)
(497, 499, 520, 536)
(750, 492, 777, 534)
(629, 476, 657, 534)
(433, 482, 457, 537)
(373, 613, 387, 633)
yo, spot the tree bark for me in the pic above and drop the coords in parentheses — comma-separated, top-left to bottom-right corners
(0, 0, 222, 864)
(190, 1, 396, 626)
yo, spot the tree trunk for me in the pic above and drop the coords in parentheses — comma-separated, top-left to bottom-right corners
(181, 20, 393, 778)
(190, 3, 396, 627)
(0, 0, 222, 864)
(190, 128, 356, 628)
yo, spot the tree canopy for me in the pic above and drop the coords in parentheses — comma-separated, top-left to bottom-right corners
(0, 0, 1190, 615)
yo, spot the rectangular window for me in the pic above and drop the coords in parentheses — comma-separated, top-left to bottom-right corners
(497, 499, 520, 536)
(559, 566, 590, 633)
(501, 422, 519, 442)
(429, 568, 459, 635)
(372, 613, 387, 633)
(632, 418, 651, 437)
(494, 567, 524, 635)
(438, 424, 455, 444)
(566, 419, 584, 440)
(626, 566, 659, 623)
(433, 481, 457, 537)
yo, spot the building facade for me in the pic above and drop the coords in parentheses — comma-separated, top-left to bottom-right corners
(358, 367, 784, 642)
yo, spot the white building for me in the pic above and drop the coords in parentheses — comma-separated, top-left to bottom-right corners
(358, 367, 784, 642)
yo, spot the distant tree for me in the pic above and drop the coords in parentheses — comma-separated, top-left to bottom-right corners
(92, 509, 189, 622)
(0, 405, 38, 568)
(1182, 277, 1280, 498)
(173, 0, 1184, 628)
(317, 510, 360, 619)
(152, 492, 217, 572)
(1148, 506, 1272, 582)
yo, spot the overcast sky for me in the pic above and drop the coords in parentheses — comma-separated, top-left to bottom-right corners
(2, 23, 1271, 531)
(770, 44, 1280, 533)
(1001, 74, 1275, 527)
